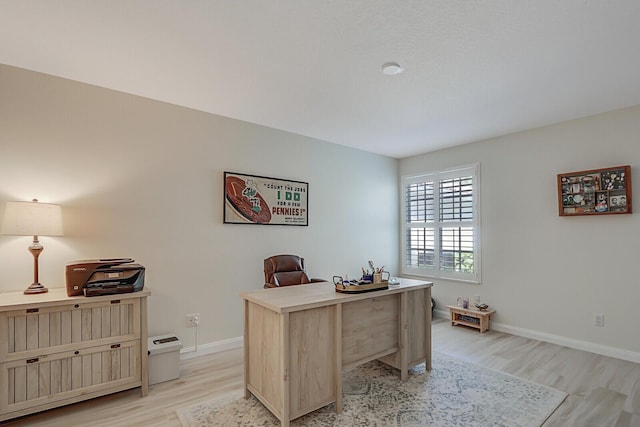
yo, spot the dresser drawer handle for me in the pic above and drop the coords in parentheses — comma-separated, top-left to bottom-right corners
(26, 358, 39, 364)
(26, 308, 39, 313)
(110, 300, 121, 304)
(74, 304, 80, 308)
(111, 344, 121, 349)
(74, 351, 80, 355)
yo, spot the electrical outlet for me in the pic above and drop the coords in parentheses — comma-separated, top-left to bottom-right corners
(186, 313, 200, 327)
(594, 313, 604, 327)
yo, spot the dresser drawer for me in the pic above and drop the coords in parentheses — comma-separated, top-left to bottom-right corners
(1, 340, 141, 415)
(0, 298, 140, 362)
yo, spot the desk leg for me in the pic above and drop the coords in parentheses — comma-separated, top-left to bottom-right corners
(400, 292, 408, 381)
(243, 299, 250, 399)
(335, 304, 343, 413)
(281, 312, 290, 427)
(425, 287, 432, 371)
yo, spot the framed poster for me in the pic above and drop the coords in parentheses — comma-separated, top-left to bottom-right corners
(557, 165, 632, 216)
(224, 172, 308, 225)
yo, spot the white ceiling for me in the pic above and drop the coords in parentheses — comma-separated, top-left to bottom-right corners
(1, 1, 639, 159)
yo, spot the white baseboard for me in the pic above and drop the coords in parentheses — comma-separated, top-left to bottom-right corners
(433, 308, 640, 364)
(180, 336, 243, 360)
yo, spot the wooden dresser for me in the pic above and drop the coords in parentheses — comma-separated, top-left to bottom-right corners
(0, 288, 150, 422)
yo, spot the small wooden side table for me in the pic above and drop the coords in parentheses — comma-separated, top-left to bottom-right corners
(447, 305, 496, 334)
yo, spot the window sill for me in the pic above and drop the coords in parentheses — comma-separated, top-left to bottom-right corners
(401, 272, 481, 285)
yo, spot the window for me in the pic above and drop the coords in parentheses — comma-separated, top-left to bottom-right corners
(401, 164, 480, 283)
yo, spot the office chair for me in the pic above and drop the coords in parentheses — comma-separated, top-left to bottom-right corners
(263, 254, 325, 288)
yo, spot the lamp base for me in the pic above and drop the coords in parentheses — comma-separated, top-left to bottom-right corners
(24, 282, 49, 295)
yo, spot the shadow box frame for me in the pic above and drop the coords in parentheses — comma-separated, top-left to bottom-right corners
(557, 165, 632, 217)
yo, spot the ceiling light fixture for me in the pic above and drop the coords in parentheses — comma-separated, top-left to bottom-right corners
(381, 62, 404, 75)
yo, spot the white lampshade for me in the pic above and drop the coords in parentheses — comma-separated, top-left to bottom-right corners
(1, 200, 64, 237)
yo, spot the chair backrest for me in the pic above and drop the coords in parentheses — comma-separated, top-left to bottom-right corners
(264, 254, 311, 288)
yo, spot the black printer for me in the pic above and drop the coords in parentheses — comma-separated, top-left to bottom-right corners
(65, 258, 145, 297)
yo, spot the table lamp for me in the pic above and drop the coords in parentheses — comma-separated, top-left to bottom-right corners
(1, 199, 63, 294)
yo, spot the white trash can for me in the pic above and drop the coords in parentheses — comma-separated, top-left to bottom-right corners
(148, 334, 183, 385)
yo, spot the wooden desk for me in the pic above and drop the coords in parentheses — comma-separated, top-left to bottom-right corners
(241, 278, 432, 426)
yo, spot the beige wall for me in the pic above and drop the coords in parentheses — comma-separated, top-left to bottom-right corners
(0, 65, 399, 350)
(400, 105, 640, 359)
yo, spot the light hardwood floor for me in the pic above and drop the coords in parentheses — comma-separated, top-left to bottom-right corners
(3, 318, 639, 426)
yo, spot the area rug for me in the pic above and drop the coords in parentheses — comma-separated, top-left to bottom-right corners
(176, 352, 567, 427)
